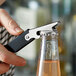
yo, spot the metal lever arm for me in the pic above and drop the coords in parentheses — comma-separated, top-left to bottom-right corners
(4, 22, 59, 53)
(5, 29, 35, 53)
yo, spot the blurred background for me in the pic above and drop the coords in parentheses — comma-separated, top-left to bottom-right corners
(0, 0, 76, 76)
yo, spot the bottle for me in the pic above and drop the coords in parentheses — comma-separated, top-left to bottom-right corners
(37, 31, 61, 76)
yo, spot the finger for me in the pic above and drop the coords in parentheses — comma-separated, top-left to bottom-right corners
(0, 9, 24, 35)
(0, 44, 26, 66)
(0, 62, 10, 74)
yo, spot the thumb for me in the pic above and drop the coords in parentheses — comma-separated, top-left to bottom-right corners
(0, 9, 23, 35)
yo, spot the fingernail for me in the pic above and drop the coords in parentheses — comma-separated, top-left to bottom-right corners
(22, 61, 26, 66)
(15, 27, 23, 33)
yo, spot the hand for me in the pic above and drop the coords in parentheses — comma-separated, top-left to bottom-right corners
(0, 9, 26, 74)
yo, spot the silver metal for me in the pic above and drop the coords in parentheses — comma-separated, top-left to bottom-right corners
(25, 21, 59, 41)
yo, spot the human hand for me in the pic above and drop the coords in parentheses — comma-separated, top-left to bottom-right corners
(0, 9, 26, 74)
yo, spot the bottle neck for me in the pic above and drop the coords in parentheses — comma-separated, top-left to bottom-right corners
(45, 32, 59, 60)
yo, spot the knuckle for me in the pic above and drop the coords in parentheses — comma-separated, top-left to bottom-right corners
(0, 44, 9, 63)
(2, 56, 8, 62)
(0, 52, 9, 62)
(8, 19, 15, 26)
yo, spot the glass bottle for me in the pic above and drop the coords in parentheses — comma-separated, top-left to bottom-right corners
(37, 31, 61, 76)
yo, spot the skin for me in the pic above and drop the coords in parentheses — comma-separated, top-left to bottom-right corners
(0, 9, 26, 74)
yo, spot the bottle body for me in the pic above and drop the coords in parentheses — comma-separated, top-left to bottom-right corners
(37, 60, 60, 76)
(37, 32, 61, 76)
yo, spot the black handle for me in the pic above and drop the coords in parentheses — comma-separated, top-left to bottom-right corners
(5, 29, 35, 53)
